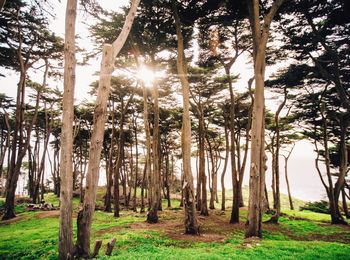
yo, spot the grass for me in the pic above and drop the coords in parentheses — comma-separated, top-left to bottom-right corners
(1, 190, 349, 259)
(218, 186, 305, 211)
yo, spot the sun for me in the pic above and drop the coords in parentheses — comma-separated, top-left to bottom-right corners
(137, 65, 165, 86)
(137, 66, 155, 86)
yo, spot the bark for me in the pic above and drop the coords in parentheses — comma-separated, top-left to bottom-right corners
(268, 88, 287, 223)
(221, 123, 229, 211)
(238, 77, 254, 208)
(245, 0, 285, 238)
(76, 44, 114, 258)
(283, 144, 295, 210)
(132, 115, 139, 212)
(58, 0, 77, 258)
(140, 159, 147, 213)
(207, 136, 216, 210)
(142, 84, 153, 217)
(173, 3, 199, 234)
(165, 152, 171, 208)
(320, 104, 346, 225)
(226, 65, 239, 224)
(75, 0, 140, 256)
(105, 101, 115, 212)
(342, 188, 350, 219)
(147, 74, 161, 223)
(114, 106, 127, 218)
(199, 107, 208, 216)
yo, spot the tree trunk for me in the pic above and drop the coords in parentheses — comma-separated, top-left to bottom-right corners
(221, 123, 229, 211)
(226, 65, 239, 224)
(76, 44, 114, 258)
(75, 1, 140, 255)
(245, 0, 285, 238)
(284, 144, 295, 210)
(140, 159, 147, 213)
(105, 101, 115, 212)
(199, 108, 208, 216)
(147, 76, 161, 223)
(173, 4, 199, 234)
(132, 115, 139, 212)
(58, 0, 77, 258)
(342, 188, 350, 219)
(268, 88, 287, 223)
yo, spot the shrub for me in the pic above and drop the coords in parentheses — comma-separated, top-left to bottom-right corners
(300, 200, 329, 214)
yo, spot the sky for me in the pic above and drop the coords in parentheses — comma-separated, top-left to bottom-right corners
(0, 0, 328, 202)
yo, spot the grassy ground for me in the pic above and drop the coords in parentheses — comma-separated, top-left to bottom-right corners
(0, 192, 349, 259)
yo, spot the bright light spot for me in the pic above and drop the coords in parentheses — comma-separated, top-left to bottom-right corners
(137, 66, 166, 86)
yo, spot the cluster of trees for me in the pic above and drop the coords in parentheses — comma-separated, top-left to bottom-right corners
(0, 0, 349, 258)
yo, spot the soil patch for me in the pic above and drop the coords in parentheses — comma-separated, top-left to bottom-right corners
(36, 210, 60, 219)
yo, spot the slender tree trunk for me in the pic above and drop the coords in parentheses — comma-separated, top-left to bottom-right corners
(199, 108, 208, 216)
(342, 188, 350, 219)
(75, 1, 140, 255)
(58, 0, 77, 258)
(76, 44, 114, 258)
(284, 144, 295, 210)
(173, 4, 199, 234)
(105, 101, 115, 212)
(147, 76, 161, 223)
(114, 114, 125, 218)
(226, 65, 239, 224)
(140, 159, 147, 213)
(221, 124, 229, 211)
(268, 89, 287, 223)
(132, 115, 139, 212)
(245, 0, 285, 238)
(320, 104, 346, 225)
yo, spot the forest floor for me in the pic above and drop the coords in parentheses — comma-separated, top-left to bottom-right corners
(0, 192, 350, 259)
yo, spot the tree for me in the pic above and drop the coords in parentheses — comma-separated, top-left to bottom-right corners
(245, 0, 286, 238)
(173, 2, 199, 235)
(59, 0, 78, 258)
(198, 2, 252, 222)
(278, 0, 350, 224)
(0, 0, 63, 221)
(75, 0, 140, 257)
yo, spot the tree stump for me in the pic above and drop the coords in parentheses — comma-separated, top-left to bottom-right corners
(105, 237, 116, 256)
(91, 240, 102, 258)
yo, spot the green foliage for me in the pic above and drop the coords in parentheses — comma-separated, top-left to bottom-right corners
(300, 201, 329, 214)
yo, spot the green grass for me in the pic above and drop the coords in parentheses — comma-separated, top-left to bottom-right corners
(218, 186, 305, 210)
(1, 192, 349, 260)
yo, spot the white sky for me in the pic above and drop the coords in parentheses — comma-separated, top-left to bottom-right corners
(0, 0, 327, 201)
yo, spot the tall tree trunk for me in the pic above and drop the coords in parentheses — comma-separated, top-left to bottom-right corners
(173, 3, 199, 234)
(245, 0, 285, 238)
(199, 108, 208, 216)
(268, 88, 287, 223)
(76, 44, 114, 258)
(75, 1, 140, 256)
(283, 144, 295, 210)
(132, 115, 139, 212)
(105, 101, 115, 212)
(140, 159, 147, 213)
(114, 110, 126, 218)
(342, 188, 350, 219)
(58, 0, 77, 258)
(226, 66, 239, 223)
(238, 77, 254, 208)
(147, 75, 161, 223)
(221, 124, 229, 211)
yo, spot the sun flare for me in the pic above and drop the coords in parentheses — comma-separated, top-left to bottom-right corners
(137, 66, 165, 86)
